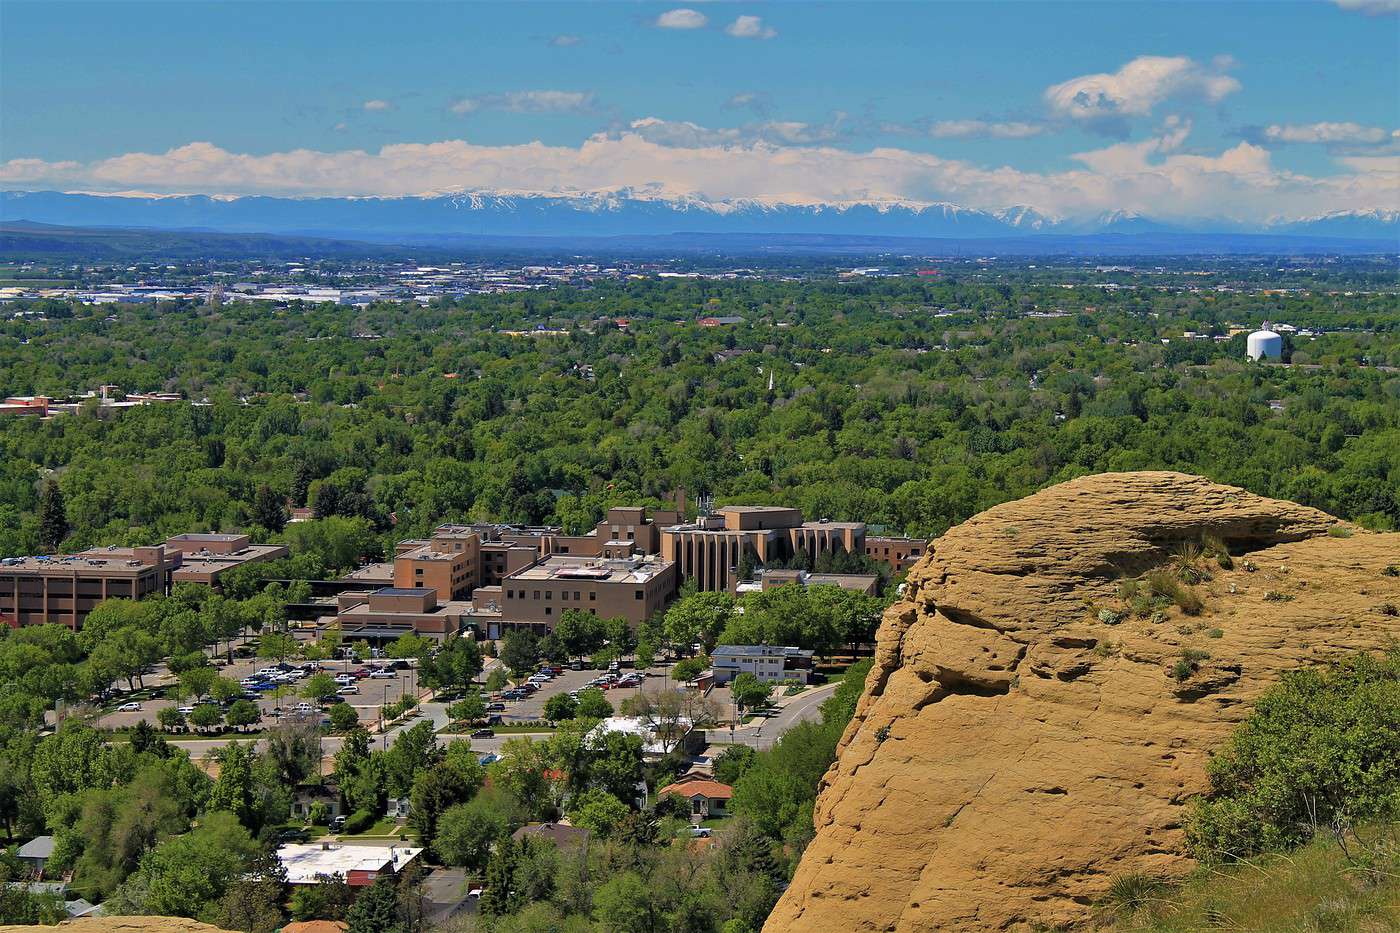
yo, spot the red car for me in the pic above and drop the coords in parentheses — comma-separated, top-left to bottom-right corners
(350, 667, 371, 678)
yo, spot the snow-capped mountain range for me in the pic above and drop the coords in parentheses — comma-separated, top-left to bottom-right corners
(0, 189, 1395, 243)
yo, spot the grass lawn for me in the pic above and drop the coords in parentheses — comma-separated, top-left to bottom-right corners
(699, 816, 728, 830)
(347, 816, 404, 837)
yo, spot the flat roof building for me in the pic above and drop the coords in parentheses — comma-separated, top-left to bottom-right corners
(0, 546, 171, 630)
(501, 554, 676, 631)
(164, 533, 289, 587)
(661, 506, 867, 592)
(394, 527, 479, 602)
(733, 568, 879, 596)
(711, 644, 814, 685)
(335, 587, 473, 643)
(276, 843, 423, 887)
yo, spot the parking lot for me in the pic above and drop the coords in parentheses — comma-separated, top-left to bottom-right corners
(496, 663, 680, 721)
(95, 652, 422, 733)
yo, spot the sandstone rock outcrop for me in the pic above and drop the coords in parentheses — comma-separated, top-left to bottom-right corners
(0, 920, 231, 933)
(766, 471, 1400, 932)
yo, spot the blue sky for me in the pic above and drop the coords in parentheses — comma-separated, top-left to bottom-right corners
(2, 1, 1397, 221)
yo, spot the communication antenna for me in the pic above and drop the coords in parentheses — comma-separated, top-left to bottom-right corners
(696, 493, 715, 517)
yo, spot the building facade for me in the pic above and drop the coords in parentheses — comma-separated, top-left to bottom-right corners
(164, 533, 289, 587)
(500, 554, 676, 630)
(711, 644, 815, 685)
(0, 546, 170, 629)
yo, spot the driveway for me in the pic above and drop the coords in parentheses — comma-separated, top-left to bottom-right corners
(710, 681, 840, 750)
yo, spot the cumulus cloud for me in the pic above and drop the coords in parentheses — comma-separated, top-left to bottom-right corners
(1045, 55, 1240, 132)
(1331, 0, 1400, 13)
(449, 90, 594, 115)
(3, 123, 1395, 224)
(362, 99, 392, 112)
(655, 8, 706, 29)
(548, 34, 582, 47)
(928, 120, 1045, 139)
(725, 15, 777, 39)
(1262, 122, 1392, 145)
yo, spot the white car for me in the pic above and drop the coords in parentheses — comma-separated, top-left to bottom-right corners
(334, 674, 356, 685)
(176, 706, 195, 714)
(116, 701, 142, 712)
(336, 685, 359, 695)
(293, 702, 315, 713)
(368, 668, 395, 679)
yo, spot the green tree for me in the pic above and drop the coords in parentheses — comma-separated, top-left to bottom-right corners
(189, 704, 224, 732)
(543, 693, 578, 724)
(251, 484, 288, 533)
(555, 610, 605, 660)
(226, 699, 261, 731)
(329, 703, 359, 733)
(447, 690, 486, 725)
(575, 687, 613, 720)
(419, 636, 483, 693)
(258, 632, 298, 663)
(157, 707, 187, 732)
(565, 788, 631, 839)
(433, 789, 515, 872)
(38, 480, 68, 550)
(502, 631, 540, 679)
(115, 810, 260, 919)
(301, 672, 338, 703)
(592, 870, 657, 933)
(731, 673, 773, 714)
(208, 741, 257, 825)
(408, 758, 483, 852)
(346, 873, 403, 933)
(664, 591, 736, 655)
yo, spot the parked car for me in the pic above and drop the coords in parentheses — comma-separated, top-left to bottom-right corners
(278, 828, 309, 843)
(176, 706, 195, 714)
(334, 674, 356, 685)
(329, 815, 346, 832)
(690, 826, 712, 838)
(116, 701, 142, 712)
(249, 681, 277, 691)
(466, 886, 483, 899)
(471, 728, 495, 739)
(350, 667, 370, 678)
(368, 667, 395, 678)
(390, 659, 411, 671)
(569, 660, 583, 671)
(336, 685, 359, 695)
(293, 702, 315, 713)
(486, 702, 506, 712)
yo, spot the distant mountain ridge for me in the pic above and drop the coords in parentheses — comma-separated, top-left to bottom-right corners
(0, 190, 1395, 249)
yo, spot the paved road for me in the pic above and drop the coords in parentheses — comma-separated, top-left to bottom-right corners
(711, 681, 840, 750)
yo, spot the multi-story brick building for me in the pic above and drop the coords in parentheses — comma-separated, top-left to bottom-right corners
(660, 506, 870, 592)
(393, 527, 479, 602)
(864, 535, 927, 572)
(500, 554, 676, 632)
(0, 546, 171, 630)
(164, 533, 289, 587)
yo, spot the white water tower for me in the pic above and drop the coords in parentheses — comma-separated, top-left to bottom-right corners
(1246, 323, 1283, 361)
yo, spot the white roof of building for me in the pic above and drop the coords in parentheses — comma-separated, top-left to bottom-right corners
(276, 843, 423, 884)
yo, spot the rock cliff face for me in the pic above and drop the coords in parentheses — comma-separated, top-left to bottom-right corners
(766, 472, 1400, 932)
(0, 921, 230, 933)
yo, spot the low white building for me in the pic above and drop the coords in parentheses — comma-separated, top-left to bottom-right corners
(710, 645, 814, 685)
(588, 715, 703, 759)
(276, 842, 423, 888)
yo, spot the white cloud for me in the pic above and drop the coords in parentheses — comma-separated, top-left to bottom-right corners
(449, 90, 594, 115)
(1263, 122, 1391, 145)
(725, 15, 777, 39)
(3, 122, 1395, 224)
(362, 99, 392, 112)
(655, 8, 707, 29)
(548, 34, 582, 47)
(627, 116, 844, 147)
(1045, 55, 1240, 127)
(929, 120, 1045, 139)
(1332, 0, 1400, 13)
